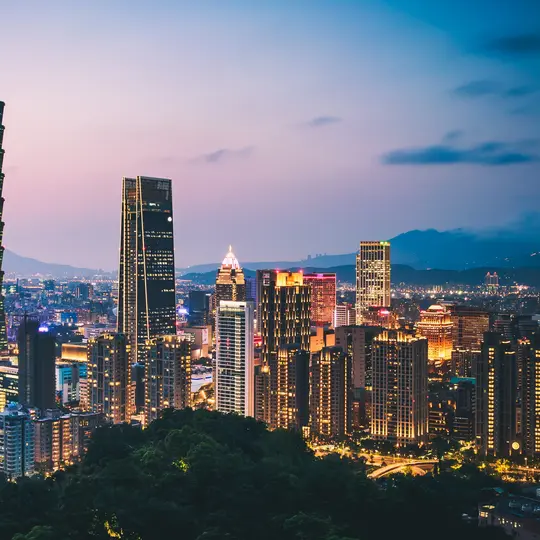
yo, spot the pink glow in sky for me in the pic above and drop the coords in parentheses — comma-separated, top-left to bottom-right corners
(1, 1, 538, 269)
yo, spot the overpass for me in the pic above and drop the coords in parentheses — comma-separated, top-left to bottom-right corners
(368, 460, 437, 479)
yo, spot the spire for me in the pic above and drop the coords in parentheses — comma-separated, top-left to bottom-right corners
(221, 245, 240, 270)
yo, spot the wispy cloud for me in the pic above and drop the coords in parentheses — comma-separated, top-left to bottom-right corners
(382, 135, 538, 167)
(453, 80, 536, 99)
(454, 80, 500, 98)
(192, 146, 254, 164)
(483, 33, 540, 56)
(304, 116, 342, 128)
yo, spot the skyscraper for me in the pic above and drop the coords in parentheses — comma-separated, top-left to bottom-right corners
(215, 246, 246, 309)
(475, 332, 517, 457)
(216, 301, 254, 417)
(310, 346, 351, 438)
(416, 304, 453, 364)
(17, 318, 56, 413)
(0, 404, 34, 479)
(519, 334, 540, 457)
(356, 241, 391, 324)
(257, 271, 311, 428)
(145, 335, 191, 425)
(0, 102, 8, 351)
(303, 273, 336, 327)
(88, 333, 129, 424)
(117, 176, 176, 367)
(449, 306, 490, 351)
(371, 331, 428, 446)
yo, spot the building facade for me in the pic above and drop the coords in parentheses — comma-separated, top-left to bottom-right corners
(416, 304, 453, 364)
(0, 102, 8, 351)
(355, 241, 391, 324)
(310, 346, 351, 438)
(371, 331, 428, 446)
(17, 318, 56, 413)
(215, 246, 246, 309)
(303, 273, 336, 327)
(117, 176, 176, 371)
(475, 332, 517, 457)
(215, 301, 254, 417)
(257, 271, 311, 428)
(145, 335, 191, 425)
(0, 404, 34, 479)
(88, 333, 129, 424)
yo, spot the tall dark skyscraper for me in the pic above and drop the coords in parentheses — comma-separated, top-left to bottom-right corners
(117, 176, 177, 367)
(17, 318, 56, 413)
(0, 103, 8, 351)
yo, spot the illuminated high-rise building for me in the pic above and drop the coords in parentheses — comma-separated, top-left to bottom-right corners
(0, 102, 8, 352)
(475, 332, 517, 457)
(117, 176, 176, 369)
(88, 333, 129, 424)
(371, 331, 428, 446)
(17, 318, 56, 413)
(333, 303, 356, 328)
(449, 306, 490, 351)
(216, 301, 254, 417)
(355, 241, 391, 324)
(310, 346, 351, 438)
(485, 272, 499, 293)
(215, 246, 246, 309)
(303, 273, 336, 327)
(145, 335, 191, 425)
(518, 334, 540, 457)
(275, 344, 309, 431)
(416, 305, 453, 364)
(0, 404, 34, 479)
(257, 271, 311, 428)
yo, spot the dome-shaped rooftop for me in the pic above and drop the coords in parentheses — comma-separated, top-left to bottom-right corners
(221, 245, 240, 270)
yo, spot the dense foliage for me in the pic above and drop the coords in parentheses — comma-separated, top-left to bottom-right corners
(1, 409, 507, 539)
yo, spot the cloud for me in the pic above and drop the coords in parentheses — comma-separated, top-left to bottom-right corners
(442, 130, 463, 143)
(453, 80, 536, 99)
(304, 116, 342, 128)
(193, 146, 254, 164)
(454, 80, 500, 98)
(381, 137, 538, 167)
(504, 86, 537, 98)
(483, 33, 540, 56)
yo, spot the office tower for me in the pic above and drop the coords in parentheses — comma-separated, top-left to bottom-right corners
(449, 306, 490, 351)
(0, 364, 18, 410)
(475, 332, 517, 457)
(452, 378, 476, 441)
(245, 277, 257, 302)
(215, 246, 246, 309)
(188, 290, 211, 326)
(17, 318, 56, 413)
(117, 176, 176, 367)
(275, 345, 309, 431)
(335, 325, 382, 428)
(216, 301, 254, 417)
(371, 331, 428, 446)
(257, 271, 311, 428)
(303, 273, 336, 327)
(310, 346, 351, 438)
(451, 349, 481, 378)
(0, 403, 34, 479)
(485, 272, 499, 293)
(333, 303, 356, 328)
(88, 333, 129, 424)
(0, 103, 8, 352)
(416, 304, 453, 364)
(355, 241, 391, 324)
(145, 335, 191, 425)
(520, 334, 540, 457)
(361, 306, 399, 329)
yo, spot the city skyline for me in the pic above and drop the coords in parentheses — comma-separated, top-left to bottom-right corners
(1, 0, 539, 269)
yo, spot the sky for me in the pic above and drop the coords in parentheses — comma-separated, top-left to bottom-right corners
(1, 0, 539, 269)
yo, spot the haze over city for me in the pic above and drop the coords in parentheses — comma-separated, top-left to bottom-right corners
(1, 0, 539, 269)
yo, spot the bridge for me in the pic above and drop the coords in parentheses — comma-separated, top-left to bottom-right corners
(368, 460, 438, 479)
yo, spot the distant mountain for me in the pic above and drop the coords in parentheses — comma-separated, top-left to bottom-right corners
(3, 249, 110, 278)
(180, 227, 540, 275)
(183, 264, 540, 288)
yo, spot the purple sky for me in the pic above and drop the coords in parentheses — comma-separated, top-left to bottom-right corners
(1, 0, 539, 269)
